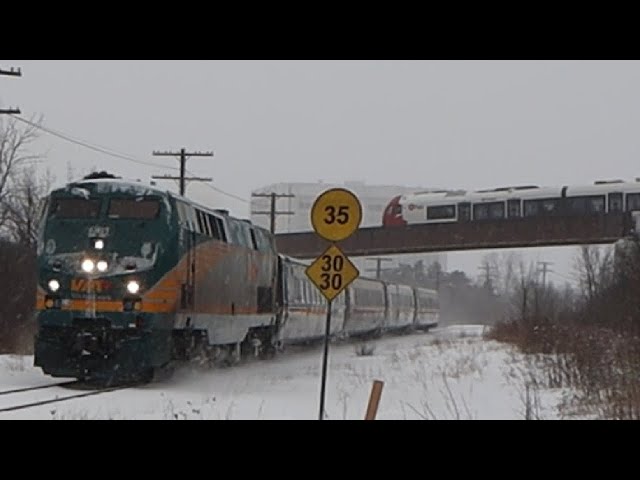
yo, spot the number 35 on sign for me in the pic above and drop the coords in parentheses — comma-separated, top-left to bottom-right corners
(309, 188, 363, 242)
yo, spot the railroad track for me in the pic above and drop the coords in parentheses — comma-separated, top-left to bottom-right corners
(0, 381, 78, 397)
(0, 381, 136, 414)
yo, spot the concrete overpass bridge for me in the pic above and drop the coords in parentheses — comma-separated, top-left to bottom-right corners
(274, 212, 637, 259)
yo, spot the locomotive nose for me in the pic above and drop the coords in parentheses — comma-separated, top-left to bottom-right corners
(382, 196, 406, 226)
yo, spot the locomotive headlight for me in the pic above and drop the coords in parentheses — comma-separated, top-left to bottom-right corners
(81, 259, 95, 273)
(48, 279, 60, 292)
(94, 239, 105, 250)
(126, 281, 140, 294)
(96, 260, 108, 272)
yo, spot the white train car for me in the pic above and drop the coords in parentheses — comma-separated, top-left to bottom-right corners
(343, 277, 387, 336)
(414, 287, 439, 330)
(384, 283, 416, 330)
(383, 179, 640, 227)
(278, 256, 346, 343)
(276, 256, 441, 344)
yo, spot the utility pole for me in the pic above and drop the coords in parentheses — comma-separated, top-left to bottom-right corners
(0, 65, 22, 114)
(537, 261, 554, 288)
(478, 263, 495, 292)
(151, 148, 213, 196)
(251, 192, 295, 234)
(365, 257, 394, 280)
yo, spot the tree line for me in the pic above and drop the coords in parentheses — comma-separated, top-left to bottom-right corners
(0, 116, 51, 352)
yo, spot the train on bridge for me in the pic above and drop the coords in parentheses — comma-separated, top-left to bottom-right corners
(33, 173, 438, 385)
(383, 179, 640, 227)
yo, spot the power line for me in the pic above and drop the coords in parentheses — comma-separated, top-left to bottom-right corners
(9, 114, 251, 204)
(11, 115, 177, 170)
(201, 181, 250, 204)
(548, 270, 576, 283)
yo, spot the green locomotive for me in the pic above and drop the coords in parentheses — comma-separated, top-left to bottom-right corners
(34, 173, 280, 384)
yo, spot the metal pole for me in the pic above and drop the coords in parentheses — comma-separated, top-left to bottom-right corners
(179, 148, 186, 196)
(270, 192, 276, 234)
(319, 300, 332, 420)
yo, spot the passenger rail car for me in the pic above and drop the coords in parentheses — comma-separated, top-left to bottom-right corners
(277, 256, 439, 345)
(382, 179, 640, 227)
(34, 174, 439, 384)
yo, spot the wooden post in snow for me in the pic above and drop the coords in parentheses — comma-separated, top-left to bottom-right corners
(364, 380, 384, 420)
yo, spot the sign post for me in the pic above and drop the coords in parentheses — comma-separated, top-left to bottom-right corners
(305, 188, 362, 420)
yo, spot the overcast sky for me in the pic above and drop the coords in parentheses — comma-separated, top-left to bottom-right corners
(2, 60, 639, 282)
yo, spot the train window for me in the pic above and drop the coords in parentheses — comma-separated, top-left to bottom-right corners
(108, 198, 160, 219)
(387, 204, 402, 215)
(541, 199, 558, 214)
(185, 205, 198, 232)
(354, 286, 384, 306)
(591, 197, 605, 213)
(524, 199, 558, 216)
(195, 210, 208, 235)
(488, 202, 505, 219)
(177, 201, 196, 230)
(523, 200, 538, 216)
(567, 196, 605, 214)
(49, 198, 102, 218)
(473, 204, 489, 220)
(195, 210, 204, 232)
(207, 214, 227, 242)
(237, 222, 255, 249)
(249, 229, 258, 250)
(427, 205, 456, 220)
(507, 200, 521, 218)
(225, 219, 246, 246)
(253, 228, 273, 253)
(203, 212, 213, 236)
(627, 193, 640, 211)
(176, 201, 187, 226)
(609, 193, 623, 212)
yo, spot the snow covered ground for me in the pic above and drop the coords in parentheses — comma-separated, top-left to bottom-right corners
(0, 325, 573, 420)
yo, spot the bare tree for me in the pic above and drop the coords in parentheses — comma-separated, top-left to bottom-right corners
(573, 245, 614, 303)
(4, 165, 53, 248)
(0, 115, 43, 238)
(512, 260, 538, 323)
(482, 251, 521, 297)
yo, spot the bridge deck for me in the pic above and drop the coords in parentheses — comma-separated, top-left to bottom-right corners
(274, 213, 634, 259)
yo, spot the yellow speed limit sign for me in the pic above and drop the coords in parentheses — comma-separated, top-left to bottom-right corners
(310, 188, 362, 242)
(305, 244, 359, 302)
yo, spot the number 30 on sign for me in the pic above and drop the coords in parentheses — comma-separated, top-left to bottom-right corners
(305, 244, 359, 302)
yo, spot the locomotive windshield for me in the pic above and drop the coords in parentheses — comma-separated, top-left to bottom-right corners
(107, 198, 161, 219)
(48, 198, 102, 218)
